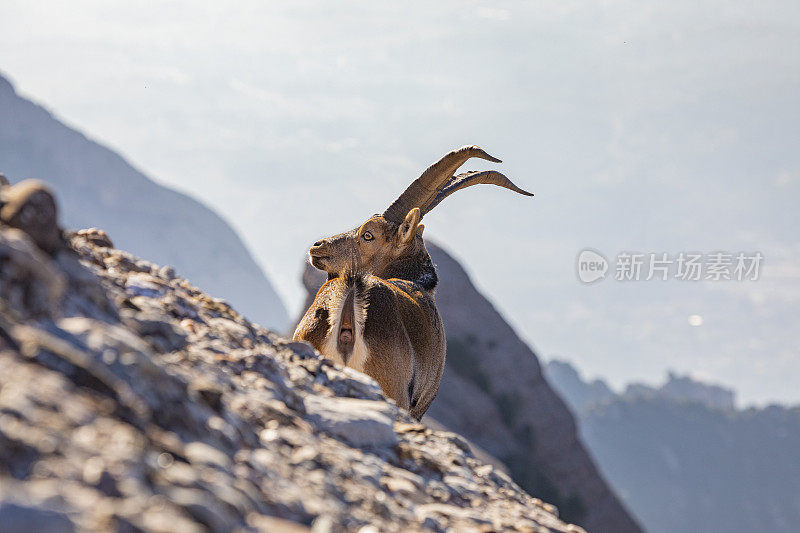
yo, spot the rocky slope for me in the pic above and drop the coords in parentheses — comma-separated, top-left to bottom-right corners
(546, 360, 800, 533)
(0, 181, 581, 532)
(0, 72, 288, 330)
(299, 243, 642, 533)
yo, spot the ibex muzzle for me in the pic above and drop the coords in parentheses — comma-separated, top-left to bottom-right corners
(294, 146, 533, 419)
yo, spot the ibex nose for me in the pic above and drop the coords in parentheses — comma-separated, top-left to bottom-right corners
(309, 239, 328, 258)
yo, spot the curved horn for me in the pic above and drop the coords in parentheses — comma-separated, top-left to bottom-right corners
(383, 145, 501, 224)
(422, 170, 533, 215)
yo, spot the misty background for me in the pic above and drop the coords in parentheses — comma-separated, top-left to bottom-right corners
(1, 1, 798, 405)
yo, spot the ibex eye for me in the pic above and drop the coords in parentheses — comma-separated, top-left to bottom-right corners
(363, 231, 374, 241)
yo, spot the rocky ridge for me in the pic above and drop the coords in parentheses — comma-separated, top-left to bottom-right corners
(0, 180, 580, 532)
(300, 244, 642, 533)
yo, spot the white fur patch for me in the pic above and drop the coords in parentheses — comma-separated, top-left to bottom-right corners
(348, 290, 369, 372)
(318, 285, 370, 373)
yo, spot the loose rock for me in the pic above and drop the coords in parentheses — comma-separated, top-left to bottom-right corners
(0, 187, 581, 532)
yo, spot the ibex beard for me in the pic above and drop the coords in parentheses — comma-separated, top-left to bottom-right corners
(294, 145, 533, 420)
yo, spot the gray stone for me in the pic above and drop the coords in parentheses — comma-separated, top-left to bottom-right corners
(0, 218, 582, 533)
(304, 396, 398, 448)
(184, 441, 232, 468)
(0, 228, 66, 316)
(0, 503, 75, 533)
(0, 180, 61, 254)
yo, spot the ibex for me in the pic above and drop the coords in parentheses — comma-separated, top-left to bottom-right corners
(293, 146, 532, 419)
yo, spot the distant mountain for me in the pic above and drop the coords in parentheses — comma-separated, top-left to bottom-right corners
(544, 360, 616, 414)
(298, 242, 642, 533)
(546, 360, 800, 533)
(0, 73, 288, 330)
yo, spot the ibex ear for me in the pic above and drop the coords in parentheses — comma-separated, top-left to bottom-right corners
(399, 207, 421, 244)
(417, 223, 425, 237)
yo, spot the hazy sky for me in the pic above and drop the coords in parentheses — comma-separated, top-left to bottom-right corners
(2, 1, 799, 404)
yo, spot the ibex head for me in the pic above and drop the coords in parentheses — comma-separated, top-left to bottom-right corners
(308, 145, 533, 282)
(309, 208, 423, 277)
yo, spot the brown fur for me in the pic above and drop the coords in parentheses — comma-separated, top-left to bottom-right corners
(294, 145, 530, 419)
(293, 210, 445, 419)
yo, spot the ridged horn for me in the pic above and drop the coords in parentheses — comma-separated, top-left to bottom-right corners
(383, 145, 502, 224)
(422, 170, 534, 215)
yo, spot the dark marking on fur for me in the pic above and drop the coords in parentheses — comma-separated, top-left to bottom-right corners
(408, 377, 417, 410)
(382, 250, 438, 291)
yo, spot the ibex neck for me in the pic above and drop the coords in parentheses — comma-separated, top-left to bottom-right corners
(380, 247, 438, 292)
